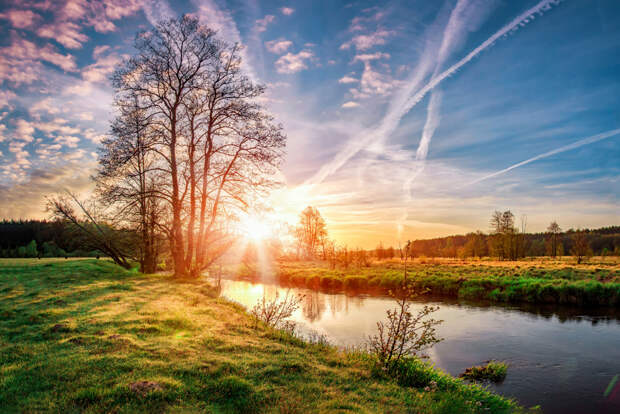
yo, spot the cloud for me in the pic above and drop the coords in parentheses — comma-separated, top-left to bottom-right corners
(255, 14, 275, 33)
(274, 50, 315, 74)
(0, 90, 16, 110)
(64, 81, 94, 96)
(340, 29, 394, 51)
(29, 98, 60, 119)
(265, 39, 292, 54)
(37, 21, 89, 49)
(81, 52, 122, 83)
(349, 54, 396, 98)
(0, 35, 77, 86)
(191, 0, 258, 80)
(0, 161, 96, 219)
(35, 118, 81, 137)
(352, 52, 390, 62)
(15, 119, 35, 142)
(342, 101, 360, 108)
(34, 0, 145, 49)
(338, 75, 358, 84)
(55, 135, 81, 148)
(0, 9, 40, 28)
(141, 0, 174, 26)
(280, 7, 295, 16)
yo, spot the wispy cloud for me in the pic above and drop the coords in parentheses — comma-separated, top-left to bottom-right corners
(142, 0, 175, 26)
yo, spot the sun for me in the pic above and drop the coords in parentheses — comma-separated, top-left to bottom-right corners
(239, 215, 272, 241)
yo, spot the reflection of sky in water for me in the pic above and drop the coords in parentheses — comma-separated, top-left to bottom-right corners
(218, 279, 620, 414)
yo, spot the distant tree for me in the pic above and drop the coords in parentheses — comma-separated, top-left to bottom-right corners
(25, 240, 37, 258)
(376, 242, 385, 260)
(547, 221, 562, 257)
(489, 210, 517, 260)
(295, 206, 327, 259)
(571, 229, 592, 264)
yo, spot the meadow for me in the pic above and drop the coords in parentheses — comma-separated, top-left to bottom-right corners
(255, 257, 620, 307)
(0, 259, 525, 413)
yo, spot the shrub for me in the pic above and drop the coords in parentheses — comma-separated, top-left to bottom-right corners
(368, 286, 443, 372)
(460, 361, 508, 382)
(343, 275, 368, 290)
(250, 290, 301, 330)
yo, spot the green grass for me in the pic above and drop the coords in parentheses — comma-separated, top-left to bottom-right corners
(0, 258, 525, 413)
(460, 361, 508, 383)
(266, 261, 620, 306)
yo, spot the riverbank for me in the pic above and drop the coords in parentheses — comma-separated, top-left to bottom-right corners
(262, 259, 620, 306)
(0, 259, 523, 413)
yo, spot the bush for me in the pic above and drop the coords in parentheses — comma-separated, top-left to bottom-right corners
(460, 361, 508, 382)
(368, 286, 442, 372)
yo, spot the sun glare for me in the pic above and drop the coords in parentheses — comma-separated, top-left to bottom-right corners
(240, 215, 272, 241)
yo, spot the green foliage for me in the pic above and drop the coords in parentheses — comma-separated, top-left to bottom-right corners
(25, 240, 38, 257)
(460, 361, 508, 382)
(375, 357, 516, 413)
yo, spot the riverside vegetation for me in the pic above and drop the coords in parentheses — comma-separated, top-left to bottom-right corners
(252, 258, 620, 307)
(0, 258, 531, 413)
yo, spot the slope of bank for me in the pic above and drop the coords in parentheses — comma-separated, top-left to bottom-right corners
(0, 259, 524, 413)
(272, 260, 620, 306)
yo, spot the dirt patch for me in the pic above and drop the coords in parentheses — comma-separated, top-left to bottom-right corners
(129, 381, 163, 396)
(54, 299, 67, 306)
(108, 334, 122, 339)
(69, 337, 84, 345)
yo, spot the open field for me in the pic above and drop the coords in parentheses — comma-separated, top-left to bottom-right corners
(238, 257, 620, 307)
(0, 259, 523, 413)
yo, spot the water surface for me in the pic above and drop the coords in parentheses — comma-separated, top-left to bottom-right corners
(217, 278, 620, 414)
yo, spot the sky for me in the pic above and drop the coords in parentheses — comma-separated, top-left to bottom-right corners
(0, 0, 619, 248)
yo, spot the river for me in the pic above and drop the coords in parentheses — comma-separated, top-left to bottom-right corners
(216, 278, 620, 414)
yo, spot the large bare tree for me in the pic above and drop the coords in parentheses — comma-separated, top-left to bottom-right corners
(111, 15, 285, 277)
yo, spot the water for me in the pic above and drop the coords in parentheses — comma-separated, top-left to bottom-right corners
(216, 278, 620, 414)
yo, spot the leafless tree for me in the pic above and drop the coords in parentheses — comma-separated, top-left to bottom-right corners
(571, 229, 591, 264)
(295, 206, 327, 259)
(547, 221, 562, 258)
(97, 93, 163, 273)
(47, 193, 134, 269)
(111, 15, 285, 277)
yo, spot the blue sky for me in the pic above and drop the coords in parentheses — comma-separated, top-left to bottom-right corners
(0, 0, 618, 247)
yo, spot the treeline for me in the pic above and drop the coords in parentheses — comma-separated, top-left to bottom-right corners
(0, 219, 106, 258)
(404, 224, 620, 260)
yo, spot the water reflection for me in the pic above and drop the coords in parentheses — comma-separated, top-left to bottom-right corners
(216, 278, 620, 414)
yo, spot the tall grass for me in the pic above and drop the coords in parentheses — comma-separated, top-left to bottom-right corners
(273, 261, 620, 306)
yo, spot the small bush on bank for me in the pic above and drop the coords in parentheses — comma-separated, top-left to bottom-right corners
(460, 361, 508, 382)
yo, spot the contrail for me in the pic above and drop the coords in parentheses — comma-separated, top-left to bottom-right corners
(401, 0, 561, 113)
(306, 0, 561, 186)
(468, 128, 620, 185)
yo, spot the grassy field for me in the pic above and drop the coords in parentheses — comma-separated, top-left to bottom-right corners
(0, 259, 525, 413)
(259, 257, 620, 306)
